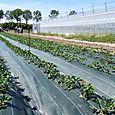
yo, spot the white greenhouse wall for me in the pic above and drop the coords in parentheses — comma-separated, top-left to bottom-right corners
(33, 11, 115, 34)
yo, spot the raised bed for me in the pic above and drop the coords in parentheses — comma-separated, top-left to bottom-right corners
(0, 36, 115, 114)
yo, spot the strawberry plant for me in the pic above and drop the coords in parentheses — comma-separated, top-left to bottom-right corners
(80, 83, 94, 100)
(1, 34, 115, 114)
(92, 97, 115, 114)
(0, 57, 12, 109)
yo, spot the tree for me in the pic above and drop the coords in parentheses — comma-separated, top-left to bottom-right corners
(9, 11, 14, 22)
(5, 10, 10, 22)
(0, 10, 4, 20)
(23, 10, 32, 24)
(33, 10, 42, 22)
(11, 9, 23, 24)
(49, 10, 59, 19)
(5, 10, 13, 22)
(69, 10, 77, 16)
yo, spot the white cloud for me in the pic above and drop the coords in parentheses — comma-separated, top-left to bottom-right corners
(0, 3, 22, 11)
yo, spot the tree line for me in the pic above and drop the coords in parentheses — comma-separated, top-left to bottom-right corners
(0, 9, 77, 30)
(0, 9, 60, 24)
(0, 9, 41, 24)
(0, 9, 77, 24)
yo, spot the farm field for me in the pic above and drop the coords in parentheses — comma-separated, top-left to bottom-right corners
(1, 0, 115, 114)
(35, 32, 115, 43)
(0, 45, 34, 115)
(0, 32, 115, 115)
(8, 31, 115, 52)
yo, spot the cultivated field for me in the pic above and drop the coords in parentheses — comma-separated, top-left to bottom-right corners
(0, 32, 115, 115)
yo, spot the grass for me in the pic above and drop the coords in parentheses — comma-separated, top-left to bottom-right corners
(35, 32, 115, 43)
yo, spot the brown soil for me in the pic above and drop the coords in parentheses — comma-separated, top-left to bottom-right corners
(9, 32, 115, 52)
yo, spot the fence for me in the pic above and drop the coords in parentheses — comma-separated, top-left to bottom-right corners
(42, 1, 115, 22)
(33, 1, 115, 34)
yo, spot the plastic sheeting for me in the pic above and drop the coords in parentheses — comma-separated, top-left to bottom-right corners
(0, 50, 35, 115)
(0, 41, 93, 115)
(0, 35, 115, 98)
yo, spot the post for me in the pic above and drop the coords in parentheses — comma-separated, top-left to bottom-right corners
(60, 13, 62, 19)
(105, 2, 107, 12)
(92, 6, 95, 14)
(28, 28, 31, 53)
(66, 12, 68, 18)
(82, 8, 84, 16)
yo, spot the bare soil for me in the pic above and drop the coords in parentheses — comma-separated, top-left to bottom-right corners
(9, 32, 115, 52)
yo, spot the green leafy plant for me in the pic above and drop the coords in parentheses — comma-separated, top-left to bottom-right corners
(1, 35, 115, 114)
(0, 57, 12, 109)
(80, 83, 94, 100)
(92, 97, 115, 114)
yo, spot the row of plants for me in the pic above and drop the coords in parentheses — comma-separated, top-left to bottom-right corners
(88, 61, 115, 75)
(0, 42, 39, 112)
(1, 33, 89, 63)
(0, 56, 12, 109)
(36, 32, 115, 43)
(0, 22, 32, 30)
(3, 32, 115, 58)
(1, 36, 115, 114)
(88, 52, 115, 74)
(2, 32, 115, 75)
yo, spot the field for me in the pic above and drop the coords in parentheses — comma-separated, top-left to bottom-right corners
(0, 32, 115, 115)
(35, 32, 115, 43)
(9, 31, 115, 52)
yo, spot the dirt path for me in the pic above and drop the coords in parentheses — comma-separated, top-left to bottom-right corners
(9, 32, 115, 52)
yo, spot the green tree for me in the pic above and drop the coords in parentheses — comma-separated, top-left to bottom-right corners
(5, 10, 13, 22)
(49, 10, 59, 19)
(0, 10, 4, 20)
(33, 10, 42, 22)
(23, 10, 32, 24)
(69, 10, 77, 16)
(9, 11, 14, 22)
(11, 9, 23, 24)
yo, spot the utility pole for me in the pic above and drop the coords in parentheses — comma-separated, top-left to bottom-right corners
(28, 27, 31, 54)
(92, 6, 95, 14)
(60, 13, 62, 19)
(82, 8, 84, 16)
(105, 2, 107, 12)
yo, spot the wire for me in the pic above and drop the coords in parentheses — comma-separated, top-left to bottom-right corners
(40, 1, 115, 21)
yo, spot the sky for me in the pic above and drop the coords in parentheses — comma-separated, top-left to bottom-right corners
(0, 0, 115, 22)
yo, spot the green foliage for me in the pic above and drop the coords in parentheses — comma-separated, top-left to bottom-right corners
(92, 97, 115, 114)
(23, 10, 32, 24)
(80, 83, 94, 99)
(69, 10, 77, 16)
(5, 10, 13, 22)
(11, 9, 23, 23)
(0, 22, 32, 30)
(0, 36, 115, 114)
(0, 57, 12, 109)
(33, 10, 42, 22)
(2, 32, 115, 75)
(0, 10, 4, 19)
(36, 32, 115, 43)
(49, 10, 59, 19)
